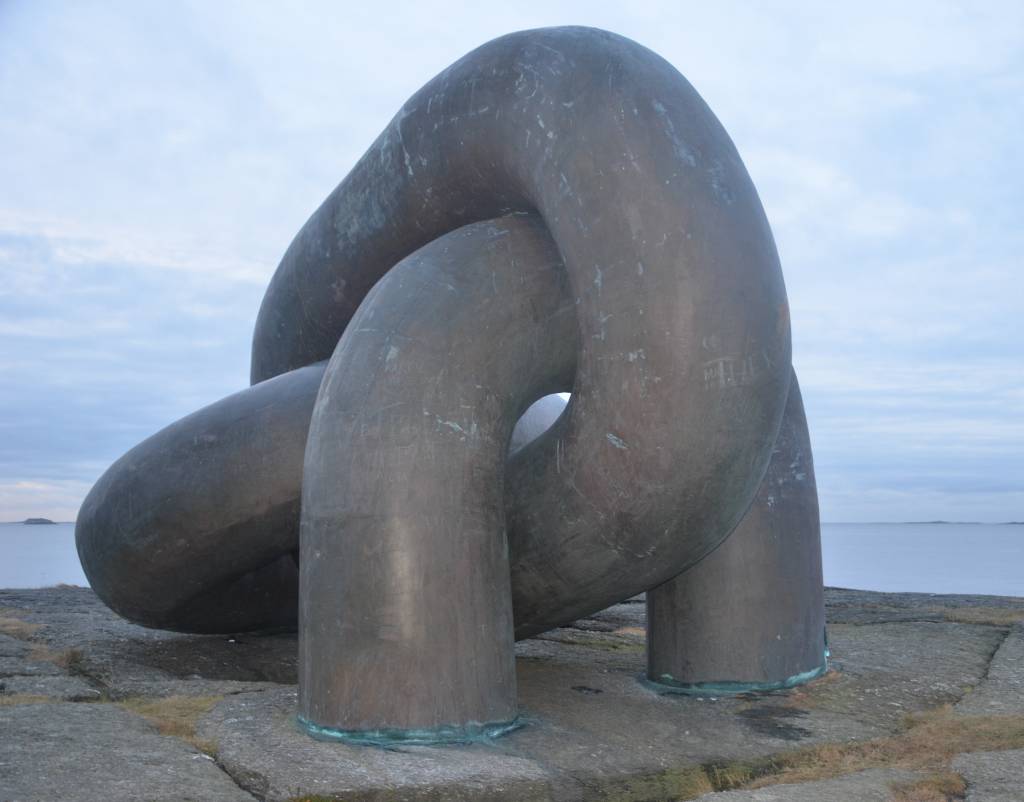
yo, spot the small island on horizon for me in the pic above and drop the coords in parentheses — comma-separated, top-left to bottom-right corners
(22, 517, 56, 525)
(900, 520, 1024, 526)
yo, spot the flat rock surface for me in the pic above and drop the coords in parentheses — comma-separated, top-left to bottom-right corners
(0, 673, 101, 701)
(1, 588, 289, 699)
(692, 768, 922, 801)
(0, 701, 253, 802)
(953, 749, 1024, 801)
(202, 688, 556, 802)
(1, 586, 1022, 801)
(956, 624, 1024, 717)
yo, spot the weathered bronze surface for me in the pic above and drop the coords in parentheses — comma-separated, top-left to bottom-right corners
(76, 26, 824, 744)
(501, 376, 828, 697)
(646, 372, 827, 693)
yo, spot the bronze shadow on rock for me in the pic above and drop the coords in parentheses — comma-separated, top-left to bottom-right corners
(115, 632, 298, 685)
(736, 706, 813, 742)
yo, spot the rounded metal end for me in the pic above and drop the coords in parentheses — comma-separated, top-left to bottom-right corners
(295, 715, 523, 747)
(640, 653, 829, 698)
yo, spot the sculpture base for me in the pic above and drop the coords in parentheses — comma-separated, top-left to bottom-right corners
(5, 586, 1019, 802)
(296, 715, 522, 747)
(642, 653, 829, 697)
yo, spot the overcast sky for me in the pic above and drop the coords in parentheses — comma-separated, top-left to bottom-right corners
(1, 1, 1021, 523)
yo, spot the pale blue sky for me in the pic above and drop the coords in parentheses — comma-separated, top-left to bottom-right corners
(1, 1, 1021, 522)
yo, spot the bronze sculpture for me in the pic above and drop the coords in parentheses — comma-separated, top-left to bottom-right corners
(77, 26, 826, 746)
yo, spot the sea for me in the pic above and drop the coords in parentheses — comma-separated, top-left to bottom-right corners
(1, 521, 1022, 597)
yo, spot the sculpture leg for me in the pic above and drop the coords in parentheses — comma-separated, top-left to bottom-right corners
(299, 216, 577, 744)
(646, 371, 827, 694)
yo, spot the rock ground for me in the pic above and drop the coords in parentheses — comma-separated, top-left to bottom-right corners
(1, 702, 252, 802)
(953, 750, 1024, 801)
(691, 768, 922, 801)
(955, 624, 1024, 717)
(1, 586, 1022, 801)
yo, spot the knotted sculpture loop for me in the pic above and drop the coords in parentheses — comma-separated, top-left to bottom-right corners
(77, 26, 826, 746)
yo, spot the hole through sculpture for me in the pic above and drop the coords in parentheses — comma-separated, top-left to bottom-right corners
(76, 26, 826, 746)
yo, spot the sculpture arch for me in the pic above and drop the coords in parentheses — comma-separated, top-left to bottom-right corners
(77, 26, 825, 745)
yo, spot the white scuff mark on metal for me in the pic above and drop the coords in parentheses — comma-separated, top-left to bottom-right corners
(708, 159, 735, 205)
(651, 100, 697, 168)
(559, 172, 573, 199)
(606, 433, 628, 450)
(702, 355, 758, 391)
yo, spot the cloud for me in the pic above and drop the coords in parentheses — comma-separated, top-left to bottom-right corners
(0, 0, 1020, 522)
(0, 479, 93, 523)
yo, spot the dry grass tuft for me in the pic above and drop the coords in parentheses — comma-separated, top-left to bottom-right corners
(0, 616, 41, 640)
(540, 632, 645, 653)
(743, 706, 1024, 790)
(27, 645, 83, 672)
(889, 771, 967, 802)
(50, 647, 83, 671)
(595, 764, 716, 801)
(941, 607, 1024, 627)
(118, 695, 222, 755)
(0, 694, 54, 706)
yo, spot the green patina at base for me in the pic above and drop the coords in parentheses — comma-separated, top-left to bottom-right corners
(642, 653, 829, 697)
(296, 714, 522, 747)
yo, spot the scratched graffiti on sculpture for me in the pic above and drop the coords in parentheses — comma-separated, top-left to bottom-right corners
(77, 26, 826, 746)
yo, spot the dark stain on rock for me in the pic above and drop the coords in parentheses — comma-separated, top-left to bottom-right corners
(737, 705, 812, 741)
(118, 633, 298, 684)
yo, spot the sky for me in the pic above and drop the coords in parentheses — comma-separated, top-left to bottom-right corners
(0, 1, 1021, 523)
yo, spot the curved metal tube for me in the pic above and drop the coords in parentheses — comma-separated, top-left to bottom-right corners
(300, 214, 576, 734)
(645, 372, 827, 693)
(76, 363, 325, 632)
(494, 374, 828, 695)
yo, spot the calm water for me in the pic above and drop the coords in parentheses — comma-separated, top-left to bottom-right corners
(2, 523, 88, 588)
(820, 522, 1023, 596)
(1, 521, 1022, 596)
